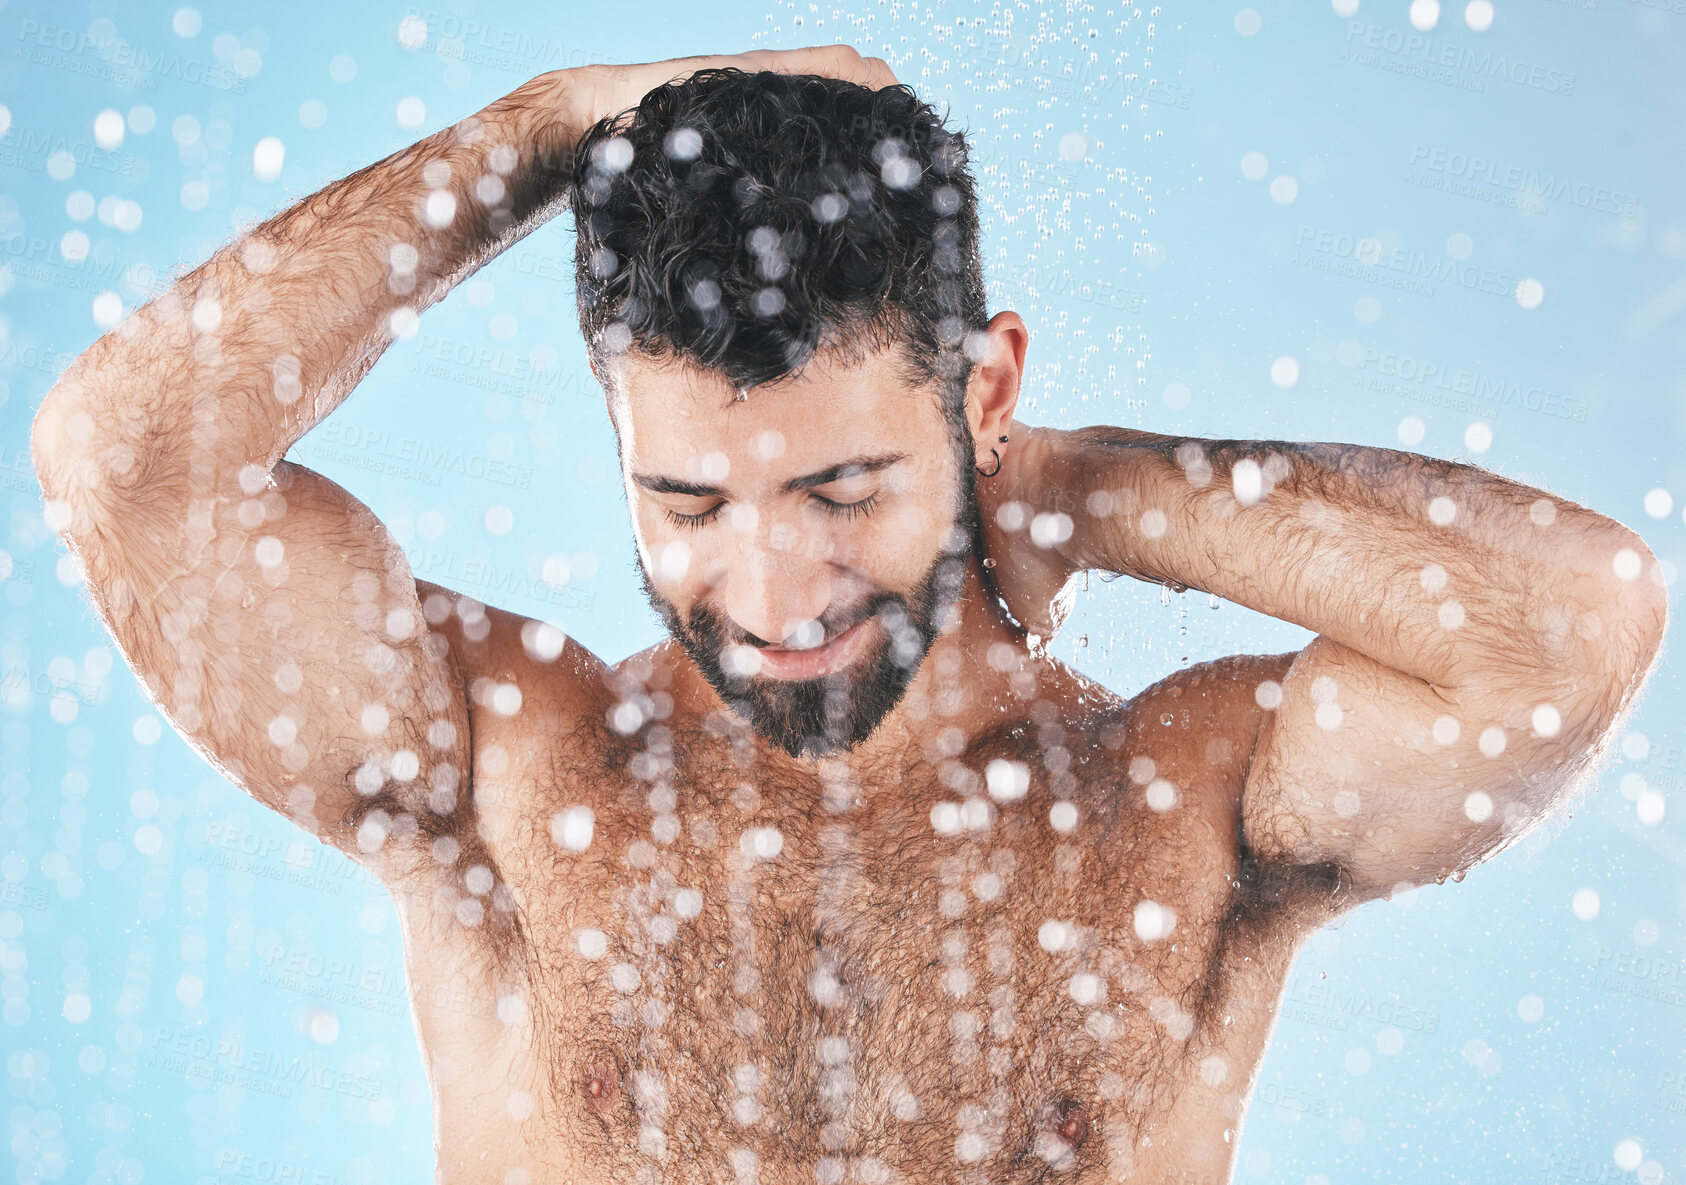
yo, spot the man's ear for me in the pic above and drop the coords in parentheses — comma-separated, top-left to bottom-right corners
(964, 311, 1029, 450)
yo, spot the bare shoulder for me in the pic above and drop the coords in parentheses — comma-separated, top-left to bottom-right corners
(414, 582, 615, 742)
(1087, 651, 1341, 927)
(1114, 652, 1297, 788)
(379, 585, 616, 953)
(413, 579, 619, 830)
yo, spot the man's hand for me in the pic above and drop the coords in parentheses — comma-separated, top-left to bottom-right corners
(580, 46, 899, 126)
(974, 421, 1090, 644)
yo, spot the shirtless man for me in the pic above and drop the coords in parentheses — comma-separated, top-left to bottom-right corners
(31, 46, 1666, 1183)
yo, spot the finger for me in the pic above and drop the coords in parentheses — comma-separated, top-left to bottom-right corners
(738, 45, 853, 77)
(861, 55, 901, 88)
(743, 45, 898, 89)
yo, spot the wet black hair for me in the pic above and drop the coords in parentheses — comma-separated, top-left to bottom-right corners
(569, 67, 988, 409)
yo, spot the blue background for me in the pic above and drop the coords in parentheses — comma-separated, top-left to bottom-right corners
(1, 0, 1682, 1181)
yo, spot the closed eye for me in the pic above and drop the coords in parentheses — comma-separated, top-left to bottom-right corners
(662, 503, 725, 530)
(810, 491, 881, 521)
(660, 492, 881, 531)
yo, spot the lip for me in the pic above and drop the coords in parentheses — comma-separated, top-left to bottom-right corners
(755, 619, 870, 680)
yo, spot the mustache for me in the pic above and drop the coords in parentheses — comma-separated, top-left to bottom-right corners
(689, 592, 895, 652)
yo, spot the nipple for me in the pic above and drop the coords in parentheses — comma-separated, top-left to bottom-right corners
(1046, 1098, 1091, 1147)
(582, 1056, 623, 1118)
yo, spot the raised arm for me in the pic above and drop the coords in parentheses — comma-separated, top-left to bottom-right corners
(27, 66, 598, 867)
(983, 421, 1668, 905)
(30, 47, 897, 867)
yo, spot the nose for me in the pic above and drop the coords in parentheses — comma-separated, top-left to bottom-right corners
(715, 521, 835, 649)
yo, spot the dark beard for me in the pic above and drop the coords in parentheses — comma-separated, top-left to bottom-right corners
(637, 540, 969, 759)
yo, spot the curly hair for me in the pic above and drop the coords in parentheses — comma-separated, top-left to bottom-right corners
(570, 67, 988, 411)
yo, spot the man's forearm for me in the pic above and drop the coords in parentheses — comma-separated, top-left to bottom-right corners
(1053, 426, 1664, 693)
(32, 68, 588, 521)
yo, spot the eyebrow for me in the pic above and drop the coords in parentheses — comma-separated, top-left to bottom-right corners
(631, 452, 909, 498)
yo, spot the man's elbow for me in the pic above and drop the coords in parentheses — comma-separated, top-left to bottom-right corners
(1545, 532, 1670, 758)
(31, 367, 137, 538)
(32, 369, 63, 442)
(31, 375, 86, 510)
(1606, 531, 1668, 690)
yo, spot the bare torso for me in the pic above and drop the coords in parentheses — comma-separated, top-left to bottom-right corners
(383, 594, 1333, 1185)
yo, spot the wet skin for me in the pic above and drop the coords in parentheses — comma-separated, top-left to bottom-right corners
(401, 567, 1319, 1185)
(374, 345, 1335, 1184)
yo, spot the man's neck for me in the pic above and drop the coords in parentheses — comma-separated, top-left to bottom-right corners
(831, 551, 1034, 770)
